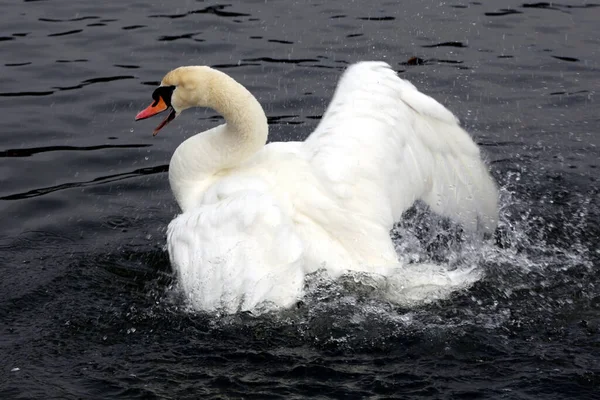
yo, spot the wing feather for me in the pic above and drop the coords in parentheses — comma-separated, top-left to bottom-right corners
(305, 61, 497, 233)
(167, 191, 305, 313)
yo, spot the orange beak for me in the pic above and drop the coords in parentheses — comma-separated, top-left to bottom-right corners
(135, 97, 177, 136)
(136, 97, 167, 120)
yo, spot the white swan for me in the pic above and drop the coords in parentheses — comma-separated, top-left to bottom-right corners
(135, 61, 498, 314)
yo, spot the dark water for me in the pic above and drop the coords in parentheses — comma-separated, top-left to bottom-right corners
(1, 0, 599, 398)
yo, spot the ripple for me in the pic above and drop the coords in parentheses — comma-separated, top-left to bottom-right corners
(0, 165, 168, 201)
(522, 2, 600, 12)
(0, 230, 75, 251)
(404, 58, 463, 67)
(210, 63, 261, 69)
(268, 39, 294, 44)
(243, 57, 320, 64)
(103, 215, 133, 230)
(114, 64, 140, 69)
(357, 16, 395, 21)
(422, 41, 467, 48)
(0, 90, 54, 97)
(122, 25, 145, 30)
(39, 16, 99, 22)
(402, 57, 426, 66)
(484, 9, 523, 16)
(549, 90, 589, 96)
(552, 55, 579, 62)
(150, 5, 250, 20)
(158, 33, 202, 42)
(5, 62, 32, 67)
(267, 115, 303, 125)
(522, 2, 562, 11)
(0, 144, 151, 158)
(48, 29, 83, 37)
(53, 75, 135, 91)
(56, 59, 88, 63)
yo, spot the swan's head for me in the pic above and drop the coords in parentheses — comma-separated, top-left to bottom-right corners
(135, 66, 212, 136)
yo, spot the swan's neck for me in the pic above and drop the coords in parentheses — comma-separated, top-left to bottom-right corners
(168, 68, 268, 211)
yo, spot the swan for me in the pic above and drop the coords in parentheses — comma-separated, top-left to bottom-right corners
(135, 61, 498, 314)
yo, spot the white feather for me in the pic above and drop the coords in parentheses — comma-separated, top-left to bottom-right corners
(307, 62, 497, 233)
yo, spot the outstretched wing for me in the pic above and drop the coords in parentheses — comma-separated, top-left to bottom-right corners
(305, 61, 497, 233)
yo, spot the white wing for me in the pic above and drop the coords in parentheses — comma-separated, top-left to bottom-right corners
(167, 190, 305, 313)
(305, 61, 498, 234)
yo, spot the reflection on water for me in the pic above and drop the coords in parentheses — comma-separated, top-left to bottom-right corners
(0, 0, 598, 398)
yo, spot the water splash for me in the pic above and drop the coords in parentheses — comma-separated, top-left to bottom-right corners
(146, 169, 597, 355)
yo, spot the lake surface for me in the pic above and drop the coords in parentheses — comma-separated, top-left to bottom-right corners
(1, 0, 599, 398)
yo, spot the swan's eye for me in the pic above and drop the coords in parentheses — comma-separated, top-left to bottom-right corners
(151, 85, 176, 107)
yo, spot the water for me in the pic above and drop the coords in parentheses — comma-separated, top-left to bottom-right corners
(1, 0, 599, 398)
